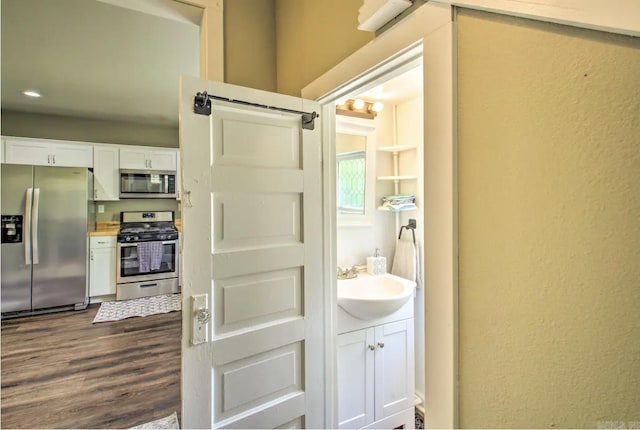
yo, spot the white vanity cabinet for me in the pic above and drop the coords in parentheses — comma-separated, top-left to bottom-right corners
(119, 147, 177, 171)
(4, 136, 93, 167)
(89, 236, 117, 298)
(337, 318, 415, 429)
(93, 145, 119, 201)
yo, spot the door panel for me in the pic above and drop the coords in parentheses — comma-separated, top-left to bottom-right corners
(214, 267, 302, 333)
(149, 150, 176, 170)
(337, 329, 375, 429)
(4, 139, 50, 166)
(31, 167, 88, 309)
(0, 165, 34, 313)
(213, 109, 300, 169)
(50, 143, 92, 167)
(119, 148, 148, 169)
(180, 77, 323, 428)
(215, 343, 302, 419)
(374, 320, 415, 420)
(213, 192, 301, 249)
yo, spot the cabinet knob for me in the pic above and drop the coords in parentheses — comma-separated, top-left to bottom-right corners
(368, 344, 376, 351)
(377, 342, 385, 349)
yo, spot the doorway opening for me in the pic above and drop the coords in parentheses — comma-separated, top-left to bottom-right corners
(320, 43, 426, 427)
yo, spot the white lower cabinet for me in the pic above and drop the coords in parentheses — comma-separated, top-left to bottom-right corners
(89, 236, 116, 298)
(338, 319, 415, 429)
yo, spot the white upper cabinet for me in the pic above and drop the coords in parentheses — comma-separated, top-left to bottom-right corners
(93, 145, 119, 201)
(149, 149, 176, 171)
(120, 147, 177, 171)
(3, 136, 92, 167)
(175, 150, 181, 201)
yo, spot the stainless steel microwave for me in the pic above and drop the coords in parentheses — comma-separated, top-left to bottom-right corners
(119, 169, 177, 199)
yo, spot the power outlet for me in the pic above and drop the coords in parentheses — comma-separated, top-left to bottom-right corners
(97, 204, 105, 213)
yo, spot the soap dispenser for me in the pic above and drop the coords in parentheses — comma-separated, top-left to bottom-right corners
(366, 248, 387, 275)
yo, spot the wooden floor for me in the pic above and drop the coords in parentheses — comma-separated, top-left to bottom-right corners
(1, 305, 181, 429)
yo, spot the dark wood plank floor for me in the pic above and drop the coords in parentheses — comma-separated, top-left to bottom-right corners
(1, 305, 181, 429)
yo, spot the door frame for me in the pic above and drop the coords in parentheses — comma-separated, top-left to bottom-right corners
(178, 0, 223, 82)
(302, 3, 458, 428)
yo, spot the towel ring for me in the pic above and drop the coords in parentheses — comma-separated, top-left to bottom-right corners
(398, 218, 416, 244)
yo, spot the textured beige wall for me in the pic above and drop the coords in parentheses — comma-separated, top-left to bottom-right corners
(274, 0, 373, 96)
(224, 0, 276, 91)
(1, 110, 178, 147)
(457, 10, 640, 428)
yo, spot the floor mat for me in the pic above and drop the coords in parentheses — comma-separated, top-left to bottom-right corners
(93, 293, 181, 323)
(129, 411, 179, 429)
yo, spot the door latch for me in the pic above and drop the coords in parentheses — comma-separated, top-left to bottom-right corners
(191, 294, 209, 345)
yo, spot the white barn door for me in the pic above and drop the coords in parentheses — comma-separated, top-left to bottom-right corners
(179, 76, 324, 429)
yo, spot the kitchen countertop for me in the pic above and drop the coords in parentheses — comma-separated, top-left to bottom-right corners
(89, 220, 182, 237)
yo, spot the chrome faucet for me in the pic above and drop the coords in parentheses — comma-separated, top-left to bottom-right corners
(337, 266, 358, 280)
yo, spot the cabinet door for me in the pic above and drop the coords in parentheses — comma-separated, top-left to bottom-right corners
(4, 138, 51, 166)
(93, 146, 120, 200)
(50, 142, 93, 167)
(337, 329, 375, 429)
(175, 150, 181, 200)
(148, 149, 176, 171)
(374, 320, 415, 420)
(119, 147, 149, 169)
(89, 242, 116, 297)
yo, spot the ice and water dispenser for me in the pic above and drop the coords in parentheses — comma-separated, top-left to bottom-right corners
(1, 215, 23, 244)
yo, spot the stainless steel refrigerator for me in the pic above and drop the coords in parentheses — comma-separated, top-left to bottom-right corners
(1, 164, 92, 316)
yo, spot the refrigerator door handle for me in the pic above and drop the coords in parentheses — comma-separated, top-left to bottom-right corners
(32, 188, 41, 265)
(24, 188, 33, 265)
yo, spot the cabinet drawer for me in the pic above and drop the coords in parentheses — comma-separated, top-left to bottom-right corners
(90, 236, 116, 248)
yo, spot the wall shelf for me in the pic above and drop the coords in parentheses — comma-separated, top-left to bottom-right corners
(377, 175, 417, 181)
(377, 144, 416, 153)
(377, 205, 418, 212)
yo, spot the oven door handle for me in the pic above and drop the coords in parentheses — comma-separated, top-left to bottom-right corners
(118, 240, 177, 248)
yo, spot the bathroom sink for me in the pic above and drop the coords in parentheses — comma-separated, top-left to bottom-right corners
(337, 273, 416, 320)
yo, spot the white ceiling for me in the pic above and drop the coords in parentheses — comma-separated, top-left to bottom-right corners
(357, 65, 423, 105)
(1, 0, 200, 126)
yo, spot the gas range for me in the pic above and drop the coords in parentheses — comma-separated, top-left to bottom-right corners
(115, 210, 180, 301)
(116, 211, 178, 243)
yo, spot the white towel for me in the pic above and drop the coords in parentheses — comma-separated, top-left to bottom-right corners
(391, 237, 417, 283)
(137, 241, 164, 273)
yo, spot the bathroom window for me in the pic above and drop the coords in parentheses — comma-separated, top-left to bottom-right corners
(336, 150, 366, 214)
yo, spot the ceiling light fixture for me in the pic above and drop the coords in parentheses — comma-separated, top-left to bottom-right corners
(22, 90, 42, 98)
(352, 99, 365, 110)
(370, 101, 384, 113)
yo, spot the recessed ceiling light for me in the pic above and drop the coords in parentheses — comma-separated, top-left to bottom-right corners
(22, 90, 42, 98)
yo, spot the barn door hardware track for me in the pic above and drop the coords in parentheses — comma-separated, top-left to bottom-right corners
(193, 91, 319, 130)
